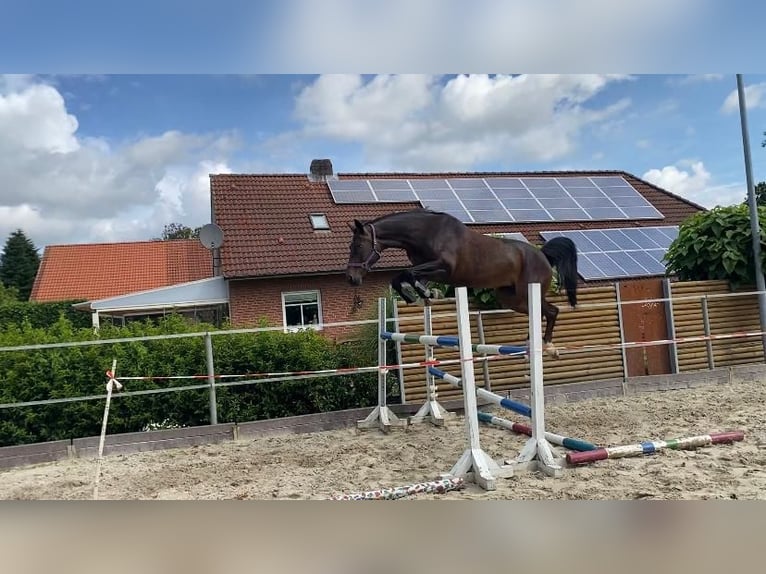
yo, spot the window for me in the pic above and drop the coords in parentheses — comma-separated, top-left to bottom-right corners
(309, 213, 330, 230)
(282, 290, 322, 331)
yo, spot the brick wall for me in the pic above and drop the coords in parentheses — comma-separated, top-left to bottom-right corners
(228, 271, 398, 339)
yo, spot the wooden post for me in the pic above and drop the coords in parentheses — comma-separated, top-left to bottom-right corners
(662, 278, 680, 374)
(701, 296, 715, 370)
(614, 282, 630, 384)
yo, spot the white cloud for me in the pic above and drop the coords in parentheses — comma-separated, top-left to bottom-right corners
(669, 74, 726, 86)
(259, 0, 704, 71)
(642, 160, 744, 208)
(293, 74, 633, 169)
(0, 76, 240, 250)
(721, 82, 766, 114)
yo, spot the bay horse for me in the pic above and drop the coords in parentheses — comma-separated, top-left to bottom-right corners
(345, 208, 579, 358)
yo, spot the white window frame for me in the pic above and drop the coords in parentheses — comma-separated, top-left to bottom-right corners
(281, 290, 323, 332)
(309, 213, 330, 230)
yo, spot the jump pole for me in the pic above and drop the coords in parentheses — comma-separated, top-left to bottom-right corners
(426, 368, 597, 452)
(409, 304, 453, 426)
(476, 412, 598, 452)
(358, 297, 407, 433)
(566, 430, 745, 465)
(440, 286, 513, 490)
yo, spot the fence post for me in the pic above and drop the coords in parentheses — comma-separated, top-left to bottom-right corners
(662, 279, 680, 374)
(476, 310, 492, 392)
(614, 282, 629, 383)
(205, 332, 218, 425)
(701, 295, 715, 370)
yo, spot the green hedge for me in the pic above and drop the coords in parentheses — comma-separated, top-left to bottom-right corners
(0, 314, 384, 447)
(0, 300, 92, 329)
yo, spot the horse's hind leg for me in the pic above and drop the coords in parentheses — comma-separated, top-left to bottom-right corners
(541, 299, 560, 359)
(495, 285, 560, 359)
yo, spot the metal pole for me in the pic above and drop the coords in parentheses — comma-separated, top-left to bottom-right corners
(737, 73, 766, 360)
(205, 332, 218, 425)
(701, 296, 715, 370)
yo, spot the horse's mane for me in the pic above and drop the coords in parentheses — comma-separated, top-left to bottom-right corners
(369, 207, 444, 224)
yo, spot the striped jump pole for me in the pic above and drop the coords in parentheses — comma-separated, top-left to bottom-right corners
(381, 332, 527, 358)
(566, 431, 745, 465)
(476, 412, 598, 452)
(430, 366, 597, 453)
(428, 366, 531, 417)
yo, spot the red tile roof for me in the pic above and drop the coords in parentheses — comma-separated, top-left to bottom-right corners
(210, 170, 705, 280)
(30, 240, 213, 302)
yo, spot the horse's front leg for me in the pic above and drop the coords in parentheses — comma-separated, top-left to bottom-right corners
(391, 272, 419, 304)
(405, 260, 453, 301)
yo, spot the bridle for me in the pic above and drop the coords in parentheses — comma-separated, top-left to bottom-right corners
(347, 223, 381, 272)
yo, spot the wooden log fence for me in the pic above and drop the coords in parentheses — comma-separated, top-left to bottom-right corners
(394, 279, 766, 403)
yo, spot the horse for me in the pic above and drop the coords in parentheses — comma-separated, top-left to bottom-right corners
(345, 208, 579, 358)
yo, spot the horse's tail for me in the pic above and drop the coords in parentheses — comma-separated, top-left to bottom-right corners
(541, 237, 578, 308)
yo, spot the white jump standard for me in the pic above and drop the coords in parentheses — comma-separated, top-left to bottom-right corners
(379, 284, 564, 490)
(409, 305, 453, 426)
(357, 297, 407, 433)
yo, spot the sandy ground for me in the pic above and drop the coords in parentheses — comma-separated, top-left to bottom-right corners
(1, 379, 765, 500)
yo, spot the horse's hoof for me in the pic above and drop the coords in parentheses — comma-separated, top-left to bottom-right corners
(545, 344, 560, 359)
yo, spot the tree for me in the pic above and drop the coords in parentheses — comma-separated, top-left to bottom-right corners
(155, 223, 201, 241)
(755, 182, 766, 207)
(0, 230, 41, 301)
(742, 181, 766, 206)
(0, 283, 20, 304)
(664, 204, 766, 288)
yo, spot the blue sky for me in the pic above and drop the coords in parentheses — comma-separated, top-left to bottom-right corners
(2, 73, 766, 252)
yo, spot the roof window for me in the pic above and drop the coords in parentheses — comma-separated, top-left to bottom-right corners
(309, 213, 330, 231)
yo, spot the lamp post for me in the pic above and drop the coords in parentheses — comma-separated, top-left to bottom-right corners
(736, 74, 766, 359)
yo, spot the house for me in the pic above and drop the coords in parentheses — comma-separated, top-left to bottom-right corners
(30, 240, 227, 327)
(209, 159, 705, 338)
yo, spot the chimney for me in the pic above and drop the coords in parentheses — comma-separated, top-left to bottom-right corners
(308, 158, 333, 182)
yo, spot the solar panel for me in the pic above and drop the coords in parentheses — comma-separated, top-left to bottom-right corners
(419, 200, 472, 222)
(327, 176, 665, 224)
(327, 179, 375, 203)
(540, 226, 679, 280)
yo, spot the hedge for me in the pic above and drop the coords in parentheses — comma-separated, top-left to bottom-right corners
(0, 314, 385, 447)
(0, 300, 92, 329)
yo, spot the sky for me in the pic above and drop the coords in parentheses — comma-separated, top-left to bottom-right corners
(1, 73, 766, 252)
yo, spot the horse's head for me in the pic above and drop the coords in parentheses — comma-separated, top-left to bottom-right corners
(345, 219, 381, 286)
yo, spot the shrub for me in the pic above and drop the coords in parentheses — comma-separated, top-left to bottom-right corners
(0, 313, 378, 446)
(664, 204, 766, 289)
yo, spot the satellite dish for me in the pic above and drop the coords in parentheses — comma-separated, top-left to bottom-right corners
(198, 223, 224, 250)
